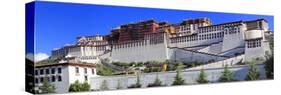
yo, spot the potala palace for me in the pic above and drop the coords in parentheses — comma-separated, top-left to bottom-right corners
(51, 18, 272, 64)
(33, 18, 273, 93)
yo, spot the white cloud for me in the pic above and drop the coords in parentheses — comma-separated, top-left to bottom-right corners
(26, 53, 49, 62)
(26, 53, 34, 62)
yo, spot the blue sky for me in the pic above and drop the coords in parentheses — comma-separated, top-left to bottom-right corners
(33, 1, 274, 55)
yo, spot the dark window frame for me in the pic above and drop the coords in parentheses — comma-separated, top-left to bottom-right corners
(46, 69, 49, 74)
(58, 76, 62, 82)
(51, 68, 56, 74)
(58, 68, 62, 74)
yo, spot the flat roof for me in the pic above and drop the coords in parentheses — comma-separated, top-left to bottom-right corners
(35, 62, 96, 68)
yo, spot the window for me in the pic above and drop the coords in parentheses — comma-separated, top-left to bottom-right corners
(92, 69, 95, 75)
(258, 40, 262, 47)
(85, 76, 88, 81)
(253, 41, 256, 47)
(40, 77, 44, 83)
(35, 70, 38, 75)
(84, 68, 87, 74)
(58, 68, 61, 74)
(51, 68, 55, 74)
(75, 67, 79, 73)
(35, 78, 39, 84)
(51, 76, 56, 82)
(46, 69, 49, 74)
(58, 76, 62, 82)
(40, 69, 44, 75)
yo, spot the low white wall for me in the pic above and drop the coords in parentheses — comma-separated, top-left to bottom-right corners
(90, 64, 266, 90)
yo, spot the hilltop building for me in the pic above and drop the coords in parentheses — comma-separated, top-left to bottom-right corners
(51, 18, 272, 64)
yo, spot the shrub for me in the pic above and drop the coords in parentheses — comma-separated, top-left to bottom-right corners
(40, 77, 56, 93)
(96, 64, 115, 76)
(264, 53, 273, 79)
(245, 62, 260, 80)
(69, 80, 90, 92)
(219, 65, 235, 82)
(172, 65, 185, 85)
(196, 69, 209, 84)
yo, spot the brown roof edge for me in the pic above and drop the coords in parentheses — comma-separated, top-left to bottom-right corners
(35, 63, 96, 68)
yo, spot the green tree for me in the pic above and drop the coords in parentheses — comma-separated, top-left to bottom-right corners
(245, 62, 260, 80)
(40, 77, 56, 93)
(136, 62, 144, 67)
(96, 64, 115, 76)
(100, 80, 109, 90)
(172, 64, 185, 85)
(81, 81, 91, 91)
(69, 80, 91, 92)
(148, 74, 163, 87)
(264, 56, 273, 79)
(69, 80, 81, 92)
(219, 65, 235, 82)
(196, 69, 209, 84)
(264, 51, 273, 79)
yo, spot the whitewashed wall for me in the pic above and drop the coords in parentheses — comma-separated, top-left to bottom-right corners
(168, 48, 226, 62)
(90, 64, 266, 90)
(221, 25, 246, 52)
(198, 42, 223, 54)
(186, 54, 244, 70)
(111, 41, 169, 62)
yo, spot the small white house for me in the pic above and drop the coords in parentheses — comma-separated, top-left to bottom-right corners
(34, 62, 97, 93)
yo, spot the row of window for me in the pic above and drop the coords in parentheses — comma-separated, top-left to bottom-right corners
(171, 32, 224, 43)
(198, 27, 223, 33)
(247, 40, 262, 48)
(170, 35, 198, 43)
(35, 76, 62, 84)
(113, 41, 148, 49)
(75, 67, 95, 75)
(179, 26, 191, 31)
(68, 47, 80, 53)
(199, 32, 224, 40)
(85, 37, 103, 41)
(91, 41, 107, 45)
(224, 27, 241, 35)
(198, 23, 241, 33)
(35, 68, 61, 75)
(149, 38, 164, 44)
(79, 56, 97, 60)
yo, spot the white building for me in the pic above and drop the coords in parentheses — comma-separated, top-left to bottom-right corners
(109, 19, 271, 63)
(34, 62, 97, 93)
(51, 18, 272, 64)
(51, 35, 110, 64)
(45, 18, 272, 93)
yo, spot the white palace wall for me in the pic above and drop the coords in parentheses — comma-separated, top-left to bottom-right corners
(197, 42, 223, 54)
(221, 24, 246, 53)
(168, 48, 226, 63)
(186, 54, 245, 70)
(111, 33, 169, 62)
